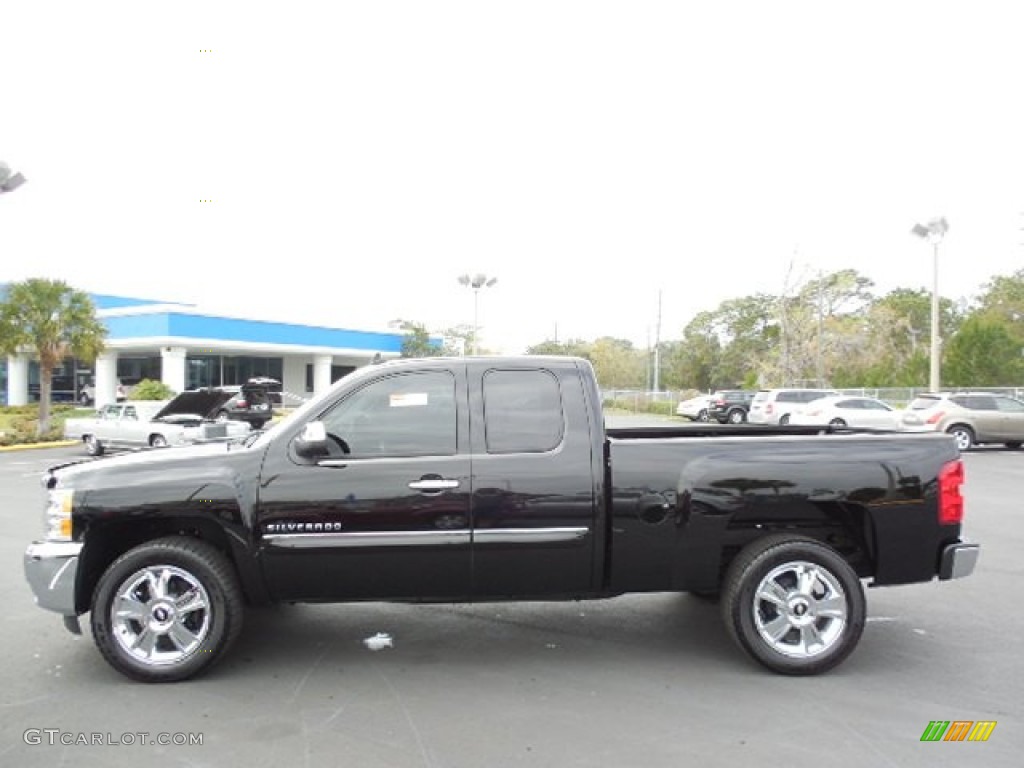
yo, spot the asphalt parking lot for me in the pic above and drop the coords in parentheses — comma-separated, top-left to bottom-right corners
(1, 443, 1021, 767)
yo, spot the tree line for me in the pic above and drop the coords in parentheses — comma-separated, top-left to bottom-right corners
(524, 268, 1024, 391)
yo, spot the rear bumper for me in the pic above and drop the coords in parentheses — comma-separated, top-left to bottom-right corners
(24, 540, 83, 615)
(939, 541, 980, 580)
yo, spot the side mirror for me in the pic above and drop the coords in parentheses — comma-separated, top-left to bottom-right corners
(294, 421, 329, 458)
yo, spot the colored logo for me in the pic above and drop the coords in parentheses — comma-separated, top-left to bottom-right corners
(920, 721, 996, 742)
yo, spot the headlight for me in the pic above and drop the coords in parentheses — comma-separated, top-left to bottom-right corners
(44, 489, 74, 541)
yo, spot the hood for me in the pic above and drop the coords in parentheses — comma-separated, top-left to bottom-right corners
(152, 389, 234, 420)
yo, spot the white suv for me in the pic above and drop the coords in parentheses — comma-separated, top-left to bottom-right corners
(748, 388, 840, 425)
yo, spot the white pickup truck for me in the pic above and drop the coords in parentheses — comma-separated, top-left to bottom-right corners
(64, 391, 250, 455)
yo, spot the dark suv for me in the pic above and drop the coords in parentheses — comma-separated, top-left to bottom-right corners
(212, 377, 279, 429)
(709, 390, 756, 423)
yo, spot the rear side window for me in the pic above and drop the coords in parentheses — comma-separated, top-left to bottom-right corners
(752, 391, 771, 403)
(483, 369, 564, 454)
(777, 391, 801, 402)
(962, 395, 998, 411)
(909, 396, 941, 410)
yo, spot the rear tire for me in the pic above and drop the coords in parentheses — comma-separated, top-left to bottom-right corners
(85, 435, 104, 456)
(779, 414, 790, 425)
(721, 535, 865, 675)
(90, 536, 244, 683)
(150, 434, 169, 448)
(696, 409, 709, 422)
(1006, 442, 1021, 450)
(829, 418, 847, 428)
(728, 409, 746, 424)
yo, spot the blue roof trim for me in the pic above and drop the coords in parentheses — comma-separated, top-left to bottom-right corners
(103, 312, 407, 352)
(90, 293, 183, 310)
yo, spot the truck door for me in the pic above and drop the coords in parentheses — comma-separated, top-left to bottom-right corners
(256, 364, 473, 601)
(467, 364, 598, 597)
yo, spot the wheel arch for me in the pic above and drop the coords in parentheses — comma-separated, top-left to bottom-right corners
(75, 516, 270, 614)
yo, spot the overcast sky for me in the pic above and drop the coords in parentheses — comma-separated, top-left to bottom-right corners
(3, 1, 1023, 353)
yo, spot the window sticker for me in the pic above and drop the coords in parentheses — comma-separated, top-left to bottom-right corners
(390, 392, 429, 408)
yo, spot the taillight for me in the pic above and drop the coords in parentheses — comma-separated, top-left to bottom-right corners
(236, 400, 248, 408)
(938, 459, 964, 525)
(926, 410, 945, 425)
(766, 403, 774, 414)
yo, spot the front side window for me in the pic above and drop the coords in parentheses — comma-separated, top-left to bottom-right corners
(995, 397, 1024, 413)
(483, 369, 564, 454)
(101, 406, 121, 420)
(319, 371, 456, 458)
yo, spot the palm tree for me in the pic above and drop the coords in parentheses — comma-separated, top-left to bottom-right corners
(0, 278, 107, 435)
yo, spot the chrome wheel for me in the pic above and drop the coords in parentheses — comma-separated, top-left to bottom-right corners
(721, 535, 865, 675)
(85, 435, 104, 456)
(948, 426, 973, 451)
(91, 537, 244, 682)
(752, 561, 847, 659)
(728, 409, 745, 424)
(112, 565, 211, 667)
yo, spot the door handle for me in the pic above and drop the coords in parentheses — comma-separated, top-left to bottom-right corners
(408, 479, 460, 492)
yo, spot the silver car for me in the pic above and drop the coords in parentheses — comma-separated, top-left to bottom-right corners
(900, 392, 1024, 450)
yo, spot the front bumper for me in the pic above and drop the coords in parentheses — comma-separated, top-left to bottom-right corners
(24, 540, 83, 615)
(939, 541, 980, 580)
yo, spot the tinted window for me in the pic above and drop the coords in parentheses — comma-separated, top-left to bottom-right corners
(836, 399, 861, 409)
(962, 396, 997, 411)
(123, 406, 138, 420)
(777, 391, 801, 402)
(910, 396, 941, 410)
(995, 397, 1024, 413)
(320, 371, 456, 458)
(484, 369, 563, 454)
(864, 400, 892, 411)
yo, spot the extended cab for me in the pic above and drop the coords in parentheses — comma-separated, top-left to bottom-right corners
(25, 357, 978, 682)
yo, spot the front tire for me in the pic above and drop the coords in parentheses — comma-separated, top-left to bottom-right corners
(721, 535, 865, 675)
(150, 434, 169, 448)
(779, 414, 791, 425)
(947, 425, 974, 451)
(829, 418, 847, 428)
(90, 536, 244, 683)
(696, 409, 709, 422)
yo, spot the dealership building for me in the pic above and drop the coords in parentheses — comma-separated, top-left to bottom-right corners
(2, 292, 407, 407)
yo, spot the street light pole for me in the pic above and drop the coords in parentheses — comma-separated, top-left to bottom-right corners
(911, 217, 949, 392)
(457, 273, 497, 355)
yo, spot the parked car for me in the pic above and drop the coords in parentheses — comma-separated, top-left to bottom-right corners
(708, 390, 756, 423)
(27, 355, 977, 682)
(900, 392, 1024, 450)
(79, 377, 140, 406)
(789, 395, 901, 429)
(64, 393, 250, 455)
(675, 393, 714, 421)
(748, 388, 840, 424)
(211, 377, 279, 429)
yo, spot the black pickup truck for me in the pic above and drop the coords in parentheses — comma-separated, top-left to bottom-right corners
(24, 356, 978, 682)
